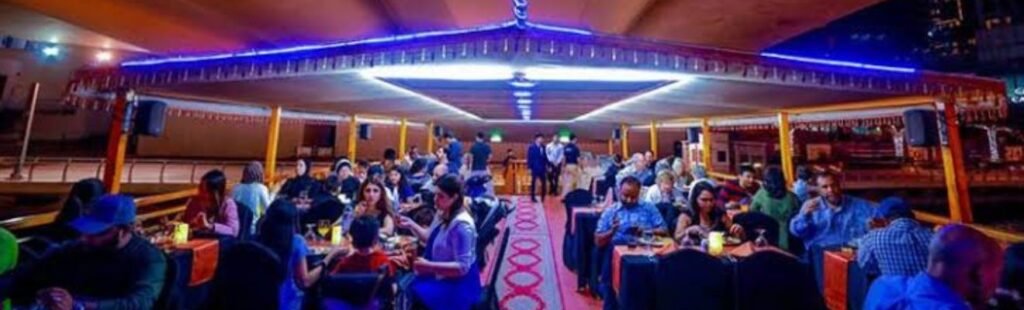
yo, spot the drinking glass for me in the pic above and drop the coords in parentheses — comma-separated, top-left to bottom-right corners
(317, 220, 332, 239)
(754, 228, 768, 249)
(641, 229, 655, 255)
(304, 223, 318, 241)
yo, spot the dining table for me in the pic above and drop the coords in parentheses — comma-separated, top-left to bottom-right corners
(823, 248, 871, 310)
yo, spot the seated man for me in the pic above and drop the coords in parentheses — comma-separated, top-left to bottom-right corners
(857, 197, 932, 277)
(13, 195, 167, 310)
(595, 176, 668, 247)
(331, 215, 393, 276)
(789, 172, 874, 251)
(865, 224, 1003, 310)
(717, 164, 760, 206)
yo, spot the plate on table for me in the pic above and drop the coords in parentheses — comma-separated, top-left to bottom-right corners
(725, 237, 743, 246)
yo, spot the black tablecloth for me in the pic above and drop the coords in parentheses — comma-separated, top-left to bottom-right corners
(573, 212, 601, 292)
(616, 255, 658, 310)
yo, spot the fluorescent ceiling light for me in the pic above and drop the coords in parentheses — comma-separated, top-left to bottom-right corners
(362, 78, 483, 121)
(513, 91, 532, 97)
(485, 119, 571, 124)
(574, 78, 695, 121)
(522, 67, 691, 82)
(42, 46, 60, 57)
(516, 99, 533, 105)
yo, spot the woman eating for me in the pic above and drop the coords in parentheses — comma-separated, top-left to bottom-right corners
(355, 179, 396, 236)
(675, 181, 743, 243)
(396, 175, 481, 310)
(185, 170, 240, 237)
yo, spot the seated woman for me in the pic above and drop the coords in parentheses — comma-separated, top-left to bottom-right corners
(355, 179, 396, 236)
(385, 166, 417, 213)
(330, 215, 394, 276)
(185, 170, 240, 237)
(675, 181, 743, 243)
(279, 158, 323, 200)
(324, 159, 361, 200)
(643, 170, 686, 205)
(47, 178, 105, 243)
(232, 161, 270, 232)
(258, 200, 344, 310)
(395, 175, 481, 310)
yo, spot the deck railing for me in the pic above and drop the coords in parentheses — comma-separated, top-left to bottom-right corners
(0, 156, 316, 184)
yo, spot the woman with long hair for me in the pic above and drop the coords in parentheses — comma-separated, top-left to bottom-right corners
(675, 180, 742, 242)
(279, 158, 322, 199)
(232, 161, 271, 232)
(396, 175, 481, 309)
(355, 179, 396, 236)
(750, 166, 799, 250)
(385, 166, 415, 207)
(185, 170, 240, 237)
(48, 178, 105, 241)
(258, 200, 343, 310)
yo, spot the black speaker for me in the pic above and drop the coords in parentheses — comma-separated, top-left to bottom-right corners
(612, 128, 621, 140)
(433, 125, 443, 138)
(133, 100, 166, 137)
(686, 127, 701, 142)
(903, 109, 938, 147)
(1009, 104, 1024, 130)
(358, 124, 371, 140)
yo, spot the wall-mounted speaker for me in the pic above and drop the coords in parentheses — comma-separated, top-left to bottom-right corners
(686, 127, 701, 142)
(903, 109, 938, 147)
(612, 128, 622, 140)
(133, 100, 167, 137)
(433, 125, 443, 137)
(358, 123, 371, 140)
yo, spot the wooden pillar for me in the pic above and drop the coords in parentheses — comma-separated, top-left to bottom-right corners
(348, 115, 358, 160)
(649, 121, 659, 157)
(778, 112, 795, 186)
(701, 118, 712, 171)
(939, 100, 973, 223)
(426, 122, 435, 154)
(398, 118, 408, 156)
(620, 123, 629, 157)
(608, 139, 614, 155)
(264, 106, 282, 184)
(102, 90, 130, 193)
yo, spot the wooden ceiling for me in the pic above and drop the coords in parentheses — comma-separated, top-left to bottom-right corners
(1, 0, 883, 54)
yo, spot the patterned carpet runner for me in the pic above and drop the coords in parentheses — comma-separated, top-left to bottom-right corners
(495, 197, 565, 310)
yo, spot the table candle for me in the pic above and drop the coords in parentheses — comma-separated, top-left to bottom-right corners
(331, 225, 342, 245)
(172, 223, 189, 245)
(708, 231, 724, 256)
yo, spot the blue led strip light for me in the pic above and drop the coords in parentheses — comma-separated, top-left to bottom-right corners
(760, 52, 916, 74)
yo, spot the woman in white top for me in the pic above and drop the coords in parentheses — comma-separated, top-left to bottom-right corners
(232, 161, 271, 232)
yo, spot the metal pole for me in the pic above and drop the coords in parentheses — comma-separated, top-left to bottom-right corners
(10, 82, 41, 180)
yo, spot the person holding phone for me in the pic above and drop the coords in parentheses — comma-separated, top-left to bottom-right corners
(595, 176, 667, 247)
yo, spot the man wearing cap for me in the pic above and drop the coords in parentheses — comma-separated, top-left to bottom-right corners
(857, 197, 933, 277)
(13, 195, 166, 310)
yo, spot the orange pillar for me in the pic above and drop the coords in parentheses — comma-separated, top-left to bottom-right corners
(426, 121, 435, 155)
(102, 90, 130, 193)
(701, 118, 713, 171)
(620, 124, 629, 157)
(649, 121, 659, 157)
(939, 100, 973, 223)
(264, 106, 282, 184)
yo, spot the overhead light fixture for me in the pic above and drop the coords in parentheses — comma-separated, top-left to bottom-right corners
(361, 64, 694, 82)
(95, 51, 113, 62)
(48, 36, 59, 43)
(513, 91, 532, 97)
(363, 78, 483, 121)
(574, 78, 695, 121)
(516, 99, 533, 105)
(361, 64, 513, 80)
(42, 46, 60, 57)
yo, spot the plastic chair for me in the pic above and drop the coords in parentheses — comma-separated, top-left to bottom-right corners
(321, 265, 390, 310)
(654, 249, 732, 310)
(735, 250, 826, 310)
(203, 241, 284, 310)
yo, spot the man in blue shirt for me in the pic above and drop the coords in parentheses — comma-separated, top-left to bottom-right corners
(595, 176, 667, 247)
(857, 197, 932, 277)
(527, 133, 547, 203)
(864, 224, 1004, 310)
(467, 132, 493, 196)
(790, 172, 874, 250)
(560, 134, 581, 196)
(444, 132, 462, 175)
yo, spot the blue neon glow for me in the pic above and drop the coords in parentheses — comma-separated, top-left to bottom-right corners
(513, 91, 532, 97)
(365, 64, 693, 82)
(759, 53, 916, 73)
(525, 22, 592, 36)
(516, 99, 533, 104)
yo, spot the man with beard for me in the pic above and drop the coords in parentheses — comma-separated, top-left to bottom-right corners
(790, 171, 874, 251)
(13, 195, 166, 310)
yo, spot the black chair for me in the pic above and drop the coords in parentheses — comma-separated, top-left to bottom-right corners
(736, 250, 826, 310)
(475, 199, 510, 270)
(203, 241, 284, 310)
(154, 252, 181, 310)
(654, 249, 732, 310)
(302, 197, 346, 229)
(475, 226, 513, 310)
(654, 202, 681, 236)
(732, 212, 780, 246)
(234, 201, 254, 241)
(321, 264, 390, 309)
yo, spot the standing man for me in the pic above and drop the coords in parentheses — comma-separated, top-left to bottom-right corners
(444, 132, 463, 176)
(561, 134, 582, 196)
(468, 132, 494, 196)
(528, 134, 548, 203)
(546, 133, 565, 196)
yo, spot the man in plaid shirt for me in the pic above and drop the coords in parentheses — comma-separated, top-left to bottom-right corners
(857, 197, 933, 276)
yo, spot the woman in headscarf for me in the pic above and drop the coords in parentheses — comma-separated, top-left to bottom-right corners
(48, 178, 105, 242)
(749, 166, 799, 250)
(279, 158, 322, 200)
(324, 158, 360, 199)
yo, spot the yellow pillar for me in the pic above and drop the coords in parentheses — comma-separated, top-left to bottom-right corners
(264, 106, 282, 184)
(620, 124, 629, 157)
(778, 112, 795, 186)
(348, 115, 358, 160)
(649, 121, 659, 157)
(426, 122, 435, 154)
(102, 90, 130, 193)
(608, 139, 613, 155)
(939, 100, 973, 223)
(398, 118, 408, 156)
(701, 118, 712, 171)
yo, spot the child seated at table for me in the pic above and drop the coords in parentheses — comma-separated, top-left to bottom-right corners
(331, 215, 393, 276)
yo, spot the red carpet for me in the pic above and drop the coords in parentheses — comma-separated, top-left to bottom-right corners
(541, 197, 603, 310)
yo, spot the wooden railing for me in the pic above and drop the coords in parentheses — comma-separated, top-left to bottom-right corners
(0, 187, 197, 231)
(0, 156, 318, 185)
